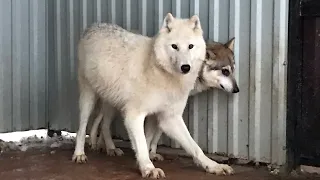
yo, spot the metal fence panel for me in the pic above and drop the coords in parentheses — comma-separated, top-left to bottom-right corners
(0, 0, 13, 132)
(227, 0, 250, 160)
(0, 0, 48, 132)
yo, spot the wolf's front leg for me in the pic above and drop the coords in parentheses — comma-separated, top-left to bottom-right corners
(124, 112, 165, 178)
(158, 113, 234, 175)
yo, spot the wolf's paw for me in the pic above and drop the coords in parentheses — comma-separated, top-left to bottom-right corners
(106, 148, 124, 156)
(205, 163, 234, 175)
(149, 152, 164, 161)
(141, 168, 166, 179)
(72, 154, 88, 163)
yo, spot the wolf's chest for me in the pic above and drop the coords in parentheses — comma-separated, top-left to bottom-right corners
(143, 90, 187, 113)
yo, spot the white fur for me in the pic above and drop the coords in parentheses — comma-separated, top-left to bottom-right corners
(90, 38, 239, 167)
(73, 13, 233, 177)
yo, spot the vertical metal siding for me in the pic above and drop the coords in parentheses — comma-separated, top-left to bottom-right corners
(272, 0, 288, 165)
(0, 0, 288, 166)
(0, 0, 48, 133)
(29, 0, 47, 130)
(48, 0, 81, 131)
(12, 0, 30, 131)
(207, 0, 230, 155)
(0, 0, 13, 132)
(250, 0, 274, 163)
(227, 0, 250, 160)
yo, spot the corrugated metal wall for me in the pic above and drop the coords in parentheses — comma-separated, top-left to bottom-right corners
(0, 0, 288, 165)
(0, 0, 48, 132)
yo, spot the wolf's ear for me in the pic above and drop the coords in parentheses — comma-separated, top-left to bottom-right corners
(225, 37, 235, 51)
(160, 13, 175, 33)
(205, 49, 216, 60)
(189, 15, 202, 31)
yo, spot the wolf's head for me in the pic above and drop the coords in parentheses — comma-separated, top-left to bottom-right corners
(197, 38, 239, 94)
(153, 13, 206, 76)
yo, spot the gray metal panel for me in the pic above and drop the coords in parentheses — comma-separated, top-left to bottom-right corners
(207, 0, 230, 154)
(250, 0, 274, 163)
(47, 0, 56, 131)
(123, 0, 131, 30)
(48, 0, 81, 131)
(138, 0, 147, 35)
(0, 0, 13, 132)
(68, 0, 81, 132)
(29, 0, 48, 129)
(0, 0, 48, 132)
(12, 0, 30, 131)
(227, 0, 250, 160)
(53, 0, 70, 131)
(130, 0, 139, 31)
(81, 0, 95, 31)
(271, 0, 288, 165)
(249, 0, 257, 162)
(115, 0, 124, 26)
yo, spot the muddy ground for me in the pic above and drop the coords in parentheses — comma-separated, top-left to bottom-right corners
(0, 147, 318, 180)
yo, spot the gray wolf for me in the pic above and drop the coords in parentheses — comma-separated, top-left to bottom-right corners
(73, 13, 234, 178)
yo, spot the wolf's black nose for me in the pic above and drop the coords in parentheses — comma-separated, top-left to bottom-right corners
(232, 86, 239, 93)
(181, 64, 191, 74)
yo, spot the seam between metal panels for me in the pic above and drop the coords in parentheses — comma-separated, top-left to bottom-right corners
(10, 0, 13, 131)
(247, 0, 252, 160)
(270, 0, 275, 162)
(45, 0, 49, 129)
(28, 1, 31, 129)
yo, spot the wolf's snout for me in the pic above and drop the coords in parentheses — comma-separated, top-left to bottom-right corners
(232, 86, 239, 93)
(180, 64, 191, 74)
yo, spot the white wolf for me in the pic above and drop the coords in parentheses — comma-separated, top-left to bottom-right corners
(89, 38, 239, 162)
(73, 13, 234, 178)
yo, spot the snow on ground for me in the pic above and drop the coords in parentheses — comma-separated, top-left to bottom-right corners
(0, 129, 76, 142)
(0, 129, 87, 153)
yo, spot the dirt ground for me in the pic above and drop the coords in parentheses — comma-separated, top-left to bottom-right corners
(0, 147, 317, 180)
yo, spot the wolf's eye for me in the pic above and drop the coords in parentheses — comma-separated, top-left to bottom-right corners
(171, 44, 178, 50)
(188, 44, 194, 49)
(222, 69, 230, 76)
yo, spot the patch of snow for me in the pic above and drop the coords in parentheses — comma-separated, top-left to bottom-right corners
(0, 129, 48, 142)
(0, 129, 89, 153)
